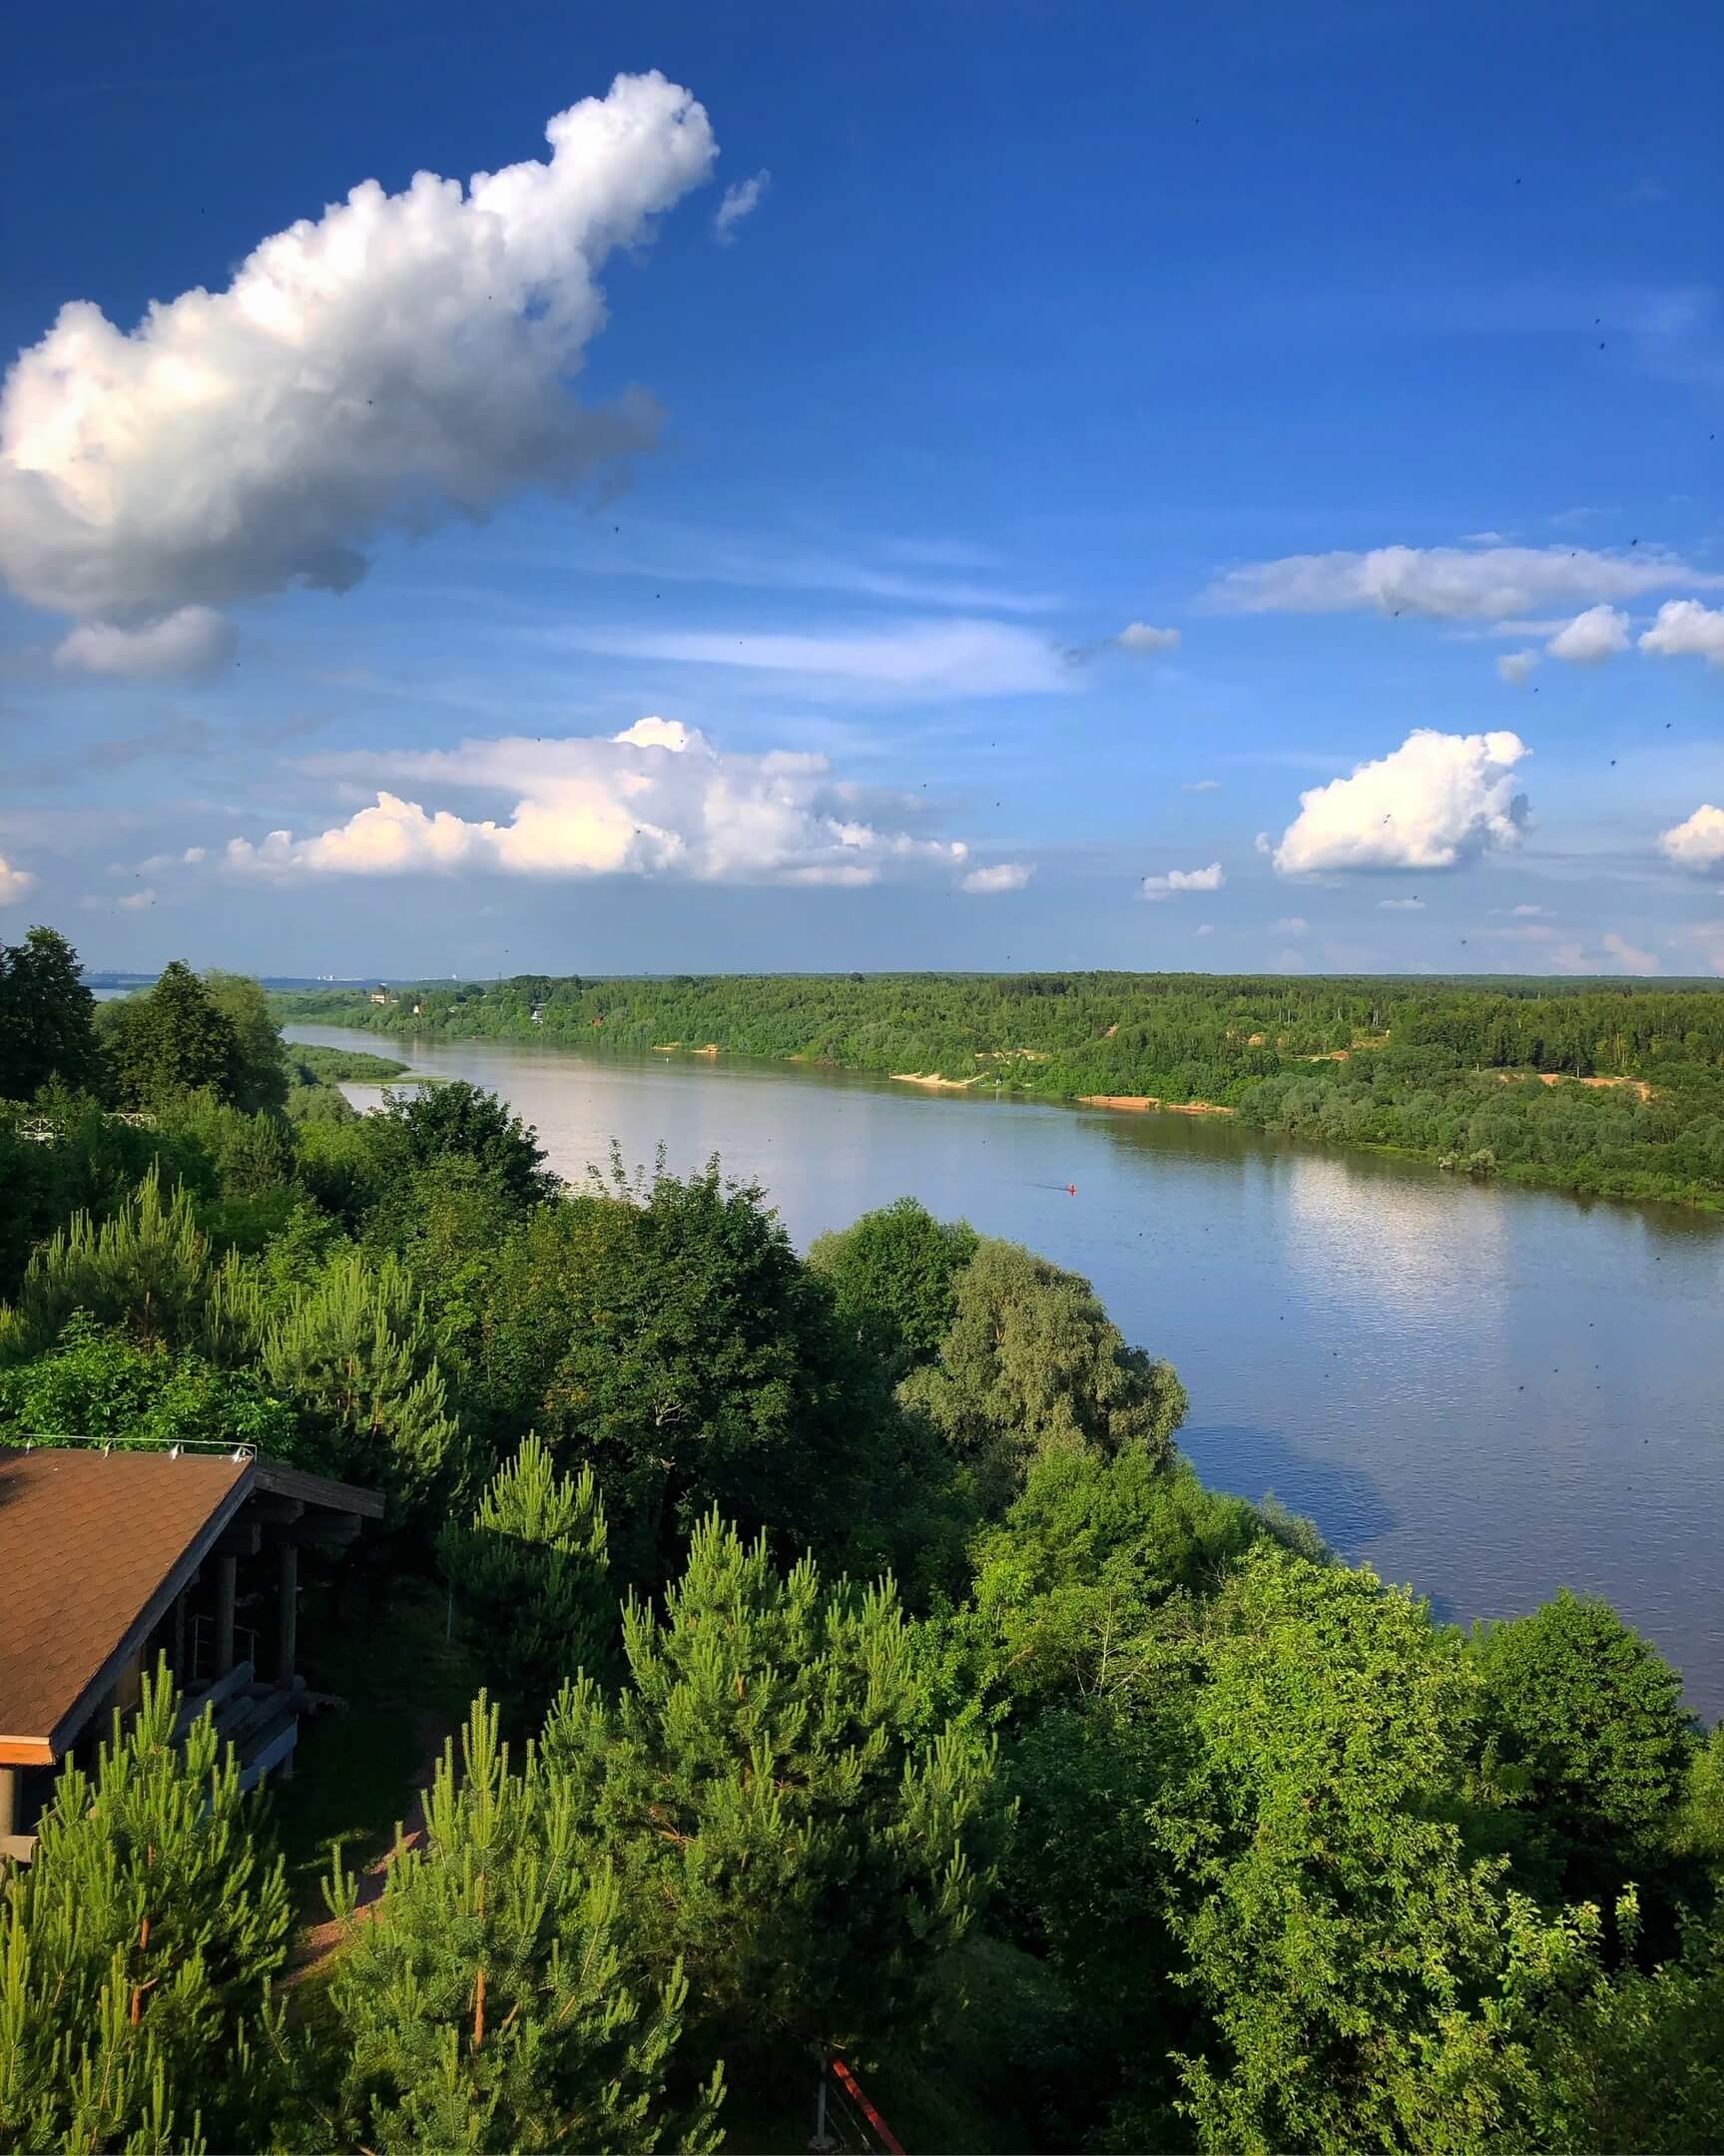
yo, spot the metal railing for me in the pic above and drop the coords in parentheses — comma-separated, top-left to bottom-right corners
(10, 1432, 257, 1461)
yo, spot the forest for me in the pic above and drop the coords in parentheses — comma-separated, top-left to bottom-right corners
(2, 923, 1722, 2154)
(272, 968, 1724, 1209)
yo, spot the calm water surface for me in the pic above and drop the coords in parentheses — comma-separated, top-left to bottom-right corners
(289, 1023, 1724, 1719)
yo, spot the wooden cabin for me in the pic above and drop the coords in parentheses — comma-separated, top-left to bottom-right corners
(0, 1444, 382, 1863)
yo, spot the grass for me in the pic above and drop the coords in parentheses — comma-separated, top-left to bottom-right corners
(268, 1564, 481, 1922)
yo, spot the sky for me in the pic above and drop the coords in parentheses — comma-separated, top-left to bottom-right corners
(2, 0, 1722, 979)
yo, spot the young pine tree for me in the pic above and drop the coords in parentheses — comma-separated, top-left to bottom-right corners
(539, 1512, 999, 2067)
(438, 1433, 616, 1734)
(216, 1248, 461, 1519)
(0, 1665, 290, 2154)
(0, 1166, 215, 1356)
(324, 1695, 722, 2154)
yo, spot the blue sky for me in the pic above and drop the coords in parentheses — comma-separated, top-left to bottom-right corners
(2, 0, 1721, 977)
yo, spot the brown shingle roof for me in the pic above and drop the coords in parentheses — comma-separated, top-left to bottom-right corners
(0, 1448, 253, 1764)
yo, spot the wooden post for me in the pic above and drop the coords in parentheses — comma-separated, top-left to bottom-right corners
(216, 1554, 238, 1677)
(276, 1541, 298, 1687)
(0, 1769, 16, 1841)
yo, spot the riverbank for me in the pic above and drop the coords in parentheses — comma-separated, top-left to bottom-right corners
(1078, 1094, 1235, 1116)
(268, 974, 1724, 1213)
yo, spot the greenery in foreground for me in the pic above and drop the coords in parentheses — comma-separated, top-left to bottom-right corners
(273, 966, 1724, 1208)
(2, 926, 1723, 2152)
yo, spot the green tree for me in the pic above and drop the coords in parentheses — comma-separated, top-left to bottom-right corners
(809, 1196, 979, 1375)
(103, 961, 244, 1110)
(0, 1666, 290, 2154)
(324, 1697, 722, 2155)
(438, 1434, 615, 1734)
(535, 1159, 853, 1585)
(1673, 1721, 1724, 1875)
(201, 972, 289, 1115)
(1518, 1895, 1724, 2152)
(958, 1446, 1272, 1711)
(218, 1248, 461, 1519)
(378, 1081, 557, 1209)
(899, 1238, 1188, 1512)
(0, 926, 102, 1101)
(539, 1513, 998, 2066)
(0, 1313, 295, 1455)
(1150, 1547, 1606, 2156)
(0, 1166, 216, 1357)
(1472, 1590, 1698, 1907)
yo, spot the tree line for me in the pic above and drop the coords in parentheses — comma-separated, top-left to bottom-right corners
(271, 966, 1724, 1208)
(1, 926, 1722, 2151)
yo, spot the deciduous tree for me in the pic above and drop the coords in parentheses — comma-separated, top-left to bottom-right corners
(0, 927, 102, 1101)
(898, 1239, 1187, 1511)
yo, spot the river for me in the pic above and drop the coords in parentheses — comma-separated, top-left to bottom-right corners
(287, 1022, 1724, 1719)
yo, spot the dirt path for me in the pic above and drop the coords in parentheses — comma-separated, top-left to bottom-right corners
(282, 1713, 450, 1984)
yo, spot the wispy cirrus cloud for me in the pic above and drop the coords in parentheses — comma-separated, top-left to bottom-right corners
(1206, 543, 1720, 621)
(485, 518, 1063, 614)
(713, 168, 770, 243)
(551, 617, 1073, 700)
(80, 716, 215, 769)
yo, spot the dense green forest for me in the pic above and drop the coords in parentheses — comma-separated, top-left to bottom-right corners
(273, 968, 1724, 1208)
(2, 925, 1723, 2153)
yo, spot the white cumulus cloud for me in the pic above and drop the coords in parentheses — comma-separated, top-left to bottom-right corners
(1659, 804, 1724, 872)
(1271, 915, 1309, 935)
(1141, 861, 1223, 901)
(53, 605, 236, 682)
(1272, 730, 1529, 875)
(0, 72, 716, 645)
(1182, 779, 1221, 793)
(1207, 544, 1719, 621)
(1546, 604, 1629, 664)
(223, 716, 968, 887)
(959, 861, 1033, 894)
(1116, 622, 1181, 654)
(1496, 650, 1540, 686)
(713, 169, 769, 242)
(1640, 599, 1724, 666)
(1378, 897, 1425, 909)
(0, 854, 37, 904)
